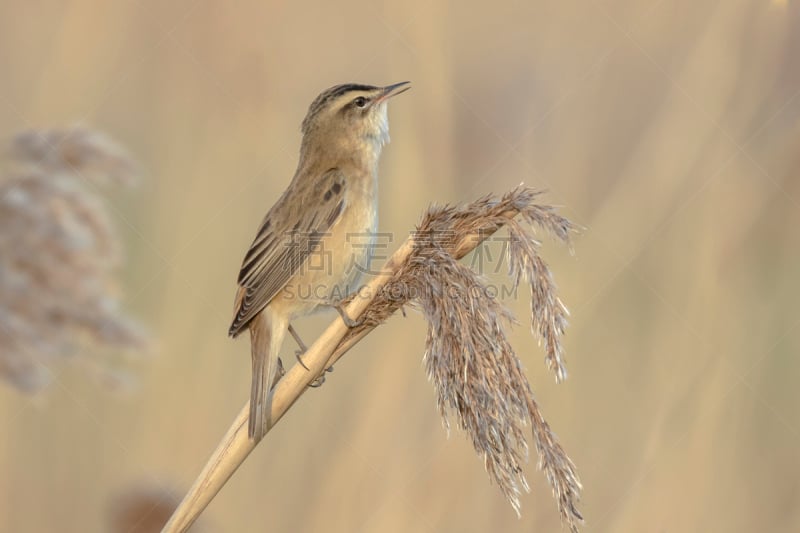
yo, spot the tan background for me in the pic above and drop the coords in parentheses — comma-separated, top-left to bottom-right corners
(1, 1, 799, 532)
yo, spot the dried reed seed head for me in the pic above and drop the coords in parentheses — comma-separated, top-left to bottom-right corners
(0, 127, 148, 393)
(410, 248, 533, 512)
(7, 125, 139, 186)
(343, 187, 582, 530)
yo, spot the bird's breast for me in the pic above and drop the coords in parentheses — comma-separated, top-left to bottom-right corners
(277, 182, 378, 318)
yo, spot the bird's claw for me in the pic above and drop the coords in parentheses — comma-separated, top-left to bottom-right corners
(335, 303, 364, 328)
(309, 365, 334, 388)
(295, 349, 310, 371)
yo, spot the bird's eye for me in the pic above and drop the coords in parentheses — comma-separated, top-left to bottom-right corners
(353, 96, 368, 108)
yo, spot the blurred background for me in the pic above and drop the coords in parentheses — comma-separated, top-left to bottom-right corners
(1, 0, 799, 532)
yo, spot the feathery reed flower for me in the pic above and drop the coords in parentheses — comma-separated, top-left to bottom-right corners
(342, 188, 582, 530)
(0, 126, 149, 392)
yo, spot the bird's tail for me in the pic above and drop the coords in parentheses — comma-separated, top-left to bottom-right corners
(248, 310, 286, 441)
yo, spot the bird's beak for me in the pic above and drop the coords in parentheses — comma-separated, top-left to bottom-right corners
(376, 81, 411, 103)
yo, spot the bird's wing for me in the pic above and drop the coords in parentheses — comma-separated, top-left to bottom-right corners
(228, 168, 347, 337)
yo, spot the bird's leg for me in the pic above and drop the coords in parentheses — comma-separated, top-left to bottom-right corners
(288, 323, 334, 386)
(334, 302, 364, 328)
(305, 302, 361, 387)
(288, 324, 310, 370)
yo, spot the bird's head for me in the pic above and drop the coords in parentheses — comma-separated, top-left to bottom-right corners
(299, 81, 410, 163)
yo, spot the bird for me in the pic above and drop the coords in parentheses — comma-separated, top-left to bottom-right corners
(229, 81, 410, 441)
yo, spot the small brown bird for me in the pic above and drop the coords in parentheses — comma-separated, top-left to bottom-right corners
(229, 82, 410, 441)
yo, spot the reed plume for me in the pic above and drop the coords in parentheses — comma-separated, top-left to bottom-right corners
(342, 188, 582, 528)
(0, 126, 149, 392)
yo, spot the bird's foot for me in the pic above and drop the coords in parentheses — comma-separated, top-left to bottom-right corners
(309, 365, 334, 388)
(335, 303, 364, 328)
(289, 324, 310, 370)
(295, 349, 310, 371)
(286, 320, 336, 386)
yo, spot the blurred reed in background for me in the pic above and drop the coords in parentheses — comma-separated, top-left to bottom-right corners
(109, 483, 207, 533)
(0, 126, 149, 392)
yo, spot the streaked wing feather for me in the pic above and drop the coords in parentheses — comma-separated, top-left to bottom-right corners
(229, 168, 346, 336)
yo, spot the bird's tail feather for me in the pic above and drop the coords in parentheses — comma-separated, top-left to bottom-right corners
(248, 310, 286, 441)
